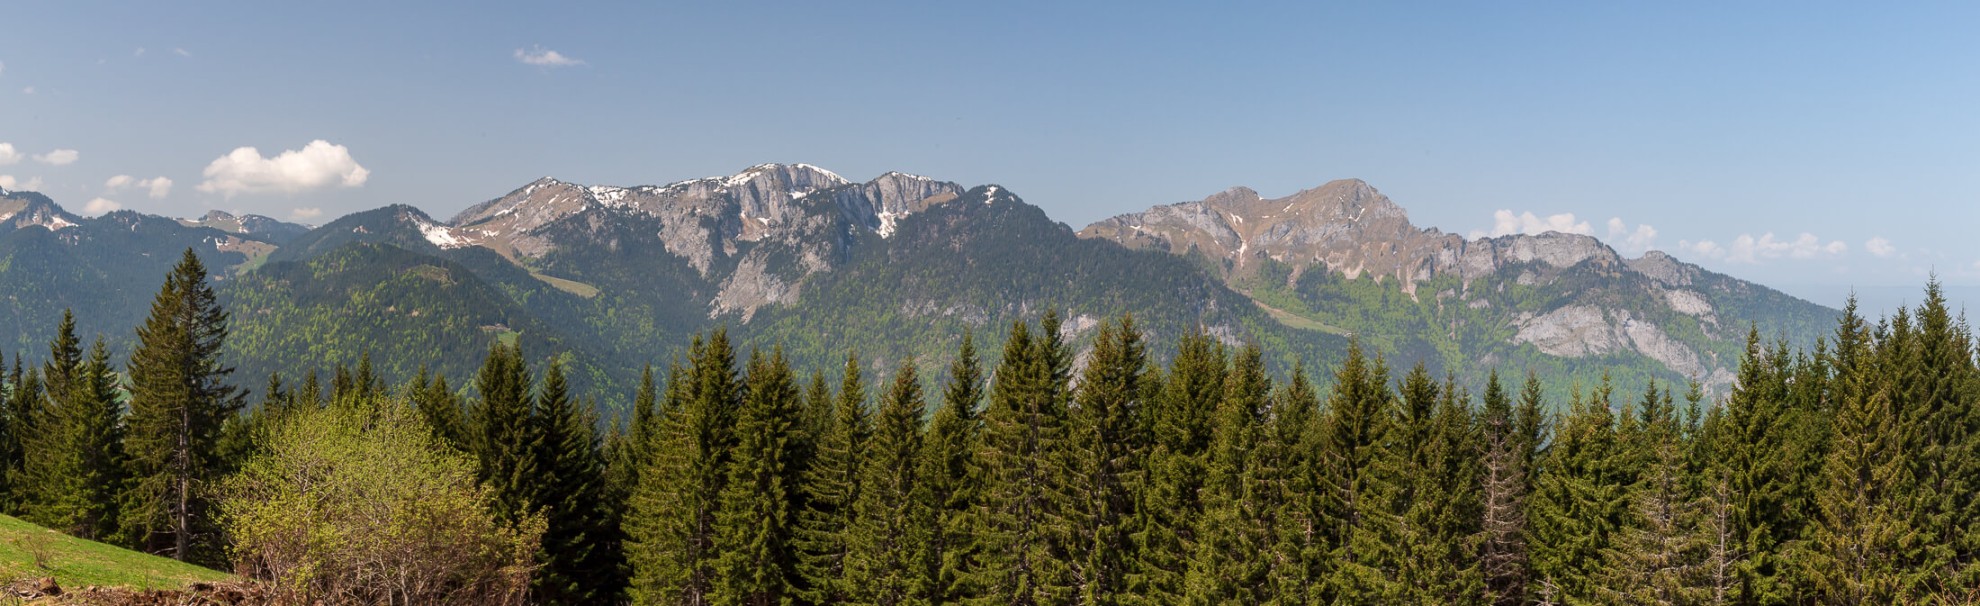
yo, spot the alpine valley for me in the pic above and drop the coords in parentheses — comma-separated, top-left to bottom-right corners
(0, 164, 1835, 408)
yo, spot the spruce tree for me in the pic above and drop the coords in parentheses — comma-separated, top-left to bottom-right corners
(1397, 375, 1484, 604)
(1478, 370, 1531, 606)
(1067, 318, 1147, 606)
(628, 331, 741, 605)
(1264, 362, 1323, 605)
(714, 348, 806, 606)
(846, 361, 930, 606)
(1127, 331, 1225, 606)
(469, 342, 543, 524)
(1186, 343, 1273, 604)
(20, 310, 85, 528)
(1318, 342, 1402, 602)
(412, 365, 469, 452)
(1900, 281, 1980, 595)
(921, 334, 985, 605)
(120, 249, 242, 562)
(23, 334, 126, 541)
(1527, 379, 1626, 604)
(795, 353, 872, 604)
(972, 314, 1076, 606)
(1601, 381, 1709, 606)
(0, 352, 14, 515)
(536, 359, 620, 605)
(1807, 297, 1921, 603)
(1714, 329, 1807, 602)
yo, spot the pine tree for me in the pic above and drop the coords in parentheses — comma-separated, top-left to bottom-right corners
(795, 353, 872, 605)
(1264, 362, 1324, 605)
(1805, 298, 1923, 602)
(1067, 318, 1147, 606)
(604, 364, 662, 603)
(1397, 374, 1484, 604)
(1899, 281, 1980, 595)
(628, 331, 741, 605)
(1186, 343, 1273, 604)
(412, 365, 469, 452)
(1527, 379, 1627, 603)
(0, 352, 15, 515)
(846, 361, 930, 606)
(20, 310, 86, 528)
(714, 348, 806, 606)
(921, 334, 985, 605)
(1318, 342, 1402, 602)
(1600, 381, 1708, 606)
(4, 364, 44, 517)
(1478, 370, 1531, 606)
(469, 342, 543, 525)
(120, 249, 242, 562)
(1713, 328, 1808, 603)
(23, 333, 127, 541)
(972, 314, 1076, 606)
(1127, 331, 1224, 606)
(536, 359, 620, 605)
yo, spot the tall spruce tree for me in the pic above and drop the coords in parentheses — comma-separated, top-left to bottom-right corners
(1185, 343, 1273, 604)
(628, 331, 741, 605)
(1533, 378, 1634, 604)
(972, 314, 1076, 606)
(23, 332, 127, 541)
(1127, 331, 1225, 606)
(714, 348, 806, 606)
(1318, 342, 1402, 602)
(470, 342, 543, 525)
(536, 359, 620, 605)
(1807, 297, 1921, 603)
(846, 361, 931, 606)
(0, 352, 14, 515)
(1067, 318, 1148, 606)
(1264, 362, 1324, 605)
(1714, 329, 1807, 603)
(1478, 370, 1532, 606)
(795, 353, 872, 604)
(120, 249, 242, 562)
(921, 334, 985, 605)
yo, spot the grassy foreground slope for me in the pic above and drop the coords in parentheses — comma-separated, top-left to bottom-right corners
(0, 515, 233, 590)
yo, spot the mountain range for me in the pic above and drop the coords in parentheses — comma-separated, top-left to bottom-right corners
(0, 167, 1837, 408)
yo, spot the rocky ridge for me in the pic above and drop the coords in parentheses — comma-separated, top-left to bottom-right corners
(1082, 179, 1820, 389)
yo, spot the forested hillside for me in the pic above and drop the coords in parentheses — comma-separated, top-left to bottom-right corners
(0, 250, 1973, 604)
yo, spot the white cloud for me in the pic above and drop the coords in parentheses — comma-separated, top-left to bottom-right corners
(173, 47, 191, 57)
(0, 175, 44, 191)
(21, 86, 33, 95)
(82, 197, 121, 215)
(1866, 237, 1897, 258)
(0, 60, 5, 76)
(34, 149, 78, 166)
(106, 175, 173, 198)
(514, 45, 585, 67)
(1605, 217, 1659, 255)
(134, 47, 146, 57)
(1679, 239, 1725, 260)
(1697, 232, 1850, 264)
(197, 140, 369, 197)
(1486, 209, 1594, 238)
(291, 207, 324, 220)
(0, 143, 19, 165)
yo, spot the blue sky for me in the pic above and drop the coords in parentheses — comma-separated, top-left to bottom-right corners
(2, 1, 1976, 312)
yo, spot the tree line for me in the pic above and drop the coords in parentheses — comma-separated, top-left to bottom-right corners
(2, 249, 1978, 605)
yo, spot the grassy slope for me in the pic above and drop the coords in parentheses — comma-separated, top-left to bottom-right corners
(0, 515, 233, 590)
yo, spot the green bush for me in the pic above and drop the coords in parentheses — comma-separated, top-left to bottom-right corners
(218, 400, 543, 605)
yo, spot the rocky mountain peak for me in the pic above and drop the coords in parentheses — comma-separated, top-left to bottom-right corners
(0, 190, 80, 232)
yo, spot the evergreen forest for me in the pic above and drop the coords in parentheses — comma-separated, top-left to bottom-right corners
(5, 250, 1980, 606)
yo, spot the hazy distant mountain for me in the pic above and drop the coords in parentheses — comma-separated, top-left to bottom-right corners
(0, 166, 1837, 403)
(1082, 179, 1837, 392)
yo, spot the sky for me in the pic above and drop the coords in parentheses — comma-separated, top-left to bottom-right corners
(2, 1, 1976, 314)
